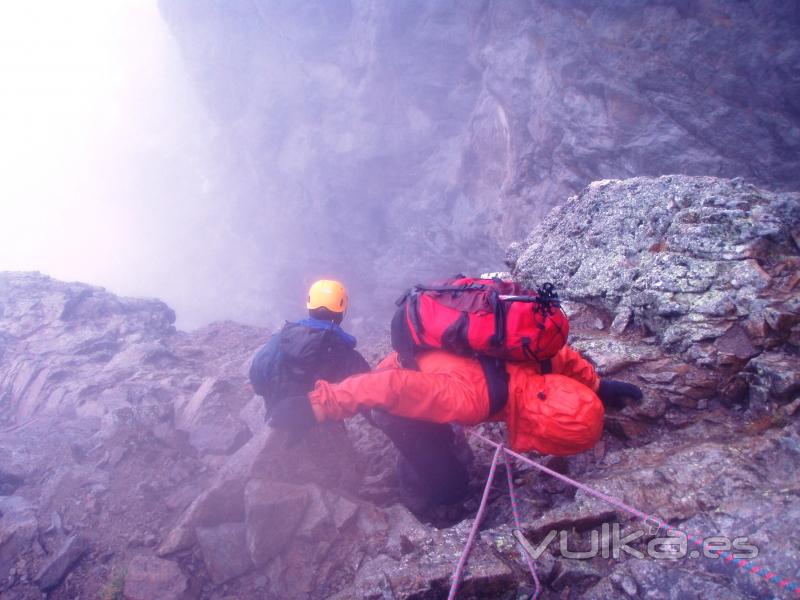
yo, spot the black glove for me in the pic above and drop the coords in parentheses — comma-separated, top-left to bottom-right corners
(597, 379, 643, 409)
(267, 395, 317, 437)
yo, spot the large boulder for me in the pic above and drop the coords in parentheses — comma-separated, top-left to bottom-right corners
(157, 475, 249, 557)
(158, 421, 366, 592)
(212, 422, 363, 492)
(196, 522, 253, 585)
(509, 175, 800, 414)
(174, 377, 252, 455)
(35, 534, 90, 591)
(123, 554, 188, 600)
(244, 479, 310, 566)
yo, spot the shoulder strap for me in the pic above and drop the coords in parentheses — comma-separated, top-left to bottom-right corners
(280, 322, 332, 360)
(391, 306, 419, 369)
(477, 356, 509, 416)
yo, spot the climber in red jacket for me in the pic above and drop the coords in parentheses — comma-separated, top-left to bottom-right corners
(310, 345, 604, 454)
(268, 342, 641, 509)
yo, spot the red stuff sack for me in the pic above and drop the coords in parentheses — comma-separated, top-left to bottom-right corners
(391, 276, 569, 366)
(507, 373, 604, 455)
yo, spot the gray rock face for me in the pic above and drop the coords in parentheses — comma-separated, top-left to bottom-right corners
(174, 377, 252, 455)
(334, 524, 515, 600)
(0, 272, 261, 457)
(158, 420, 371, 595)
(510, 175, 800, 412)
(35, 534, 90, 591)
(196, 522, 253, 585)
(0, 272, 176, 423)
(157, 475, 249, 557)
(0, 495, 37, 581)
(495, 175, 800, 598)
(484, 423, 800, 600)
(123, 554, 188, 600)
(0, 272, 273, 596)
(156, 1, 800, 326)
(244, 479, 309, 566)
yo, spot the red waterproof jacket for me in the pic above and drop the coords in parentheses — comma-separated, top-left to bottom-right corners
(309, 345, 604, 456)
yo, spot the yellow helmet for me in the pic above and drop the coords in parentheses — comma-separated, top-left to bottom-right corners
(307, 279, 348, 313)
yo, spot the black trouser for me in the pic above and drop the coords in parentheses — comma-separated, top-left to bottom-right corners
(370, 411, 470, 505)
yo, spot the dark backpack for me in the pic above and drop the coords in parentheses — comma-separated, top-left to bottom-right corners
(248, 322, 341, 404)
(392, 276, 568, 367)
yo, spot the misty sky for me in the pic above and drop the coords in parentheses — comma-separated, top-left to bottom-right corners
(0, 1, 471, 337)
(6, 2, 796, 337)
(0, 2, 249, 329)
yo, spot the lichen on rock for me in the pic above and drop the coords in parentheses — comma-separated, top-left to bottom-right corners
(510, 175, 800, 412)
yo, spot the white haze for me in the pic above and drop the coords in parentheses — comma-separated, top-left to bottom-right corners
(14, 3, 794, 339)
(0, 2, 267, 330)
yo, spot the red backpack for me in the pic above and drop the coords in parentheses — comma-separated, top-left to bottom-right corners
(391, 276, 569, 367)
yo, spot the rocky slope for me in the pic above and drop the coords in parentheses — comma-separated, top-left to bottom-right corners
(156, 0, 800, 322)
(508, 174, 800, 432)
(1, 175, 799, 599)
(505, 175, 800, 598)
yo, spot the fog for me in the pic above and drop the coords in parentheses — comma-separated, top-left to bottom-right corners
(0, 2, 237, 328)
(3, 1, 799, 340)
(0, 2, 497, 338)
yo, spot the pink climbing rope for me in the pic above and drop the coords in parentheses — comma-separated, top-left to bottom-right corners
(447, 446, 502, 600)
(469, 429, 664, 524)
(447, 444, 542, 600)
(461, 428, 800, 599)
(503, 450, 541, 598)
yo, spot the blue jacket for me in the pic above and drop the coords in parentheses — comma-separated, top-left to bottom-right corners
(294, 318, 358, 349)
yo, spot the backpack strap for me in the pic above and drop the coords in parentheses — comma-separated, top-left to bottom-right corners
(477, 356, 509, 416)
(391, 306, 419, 369)
(488, 288, 505, 348)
